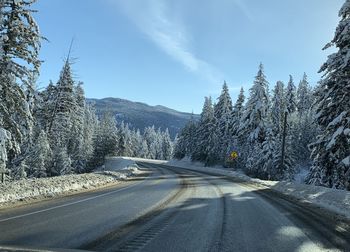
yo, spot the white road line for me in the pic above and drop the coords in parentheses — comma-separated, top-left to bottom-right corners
(0, 180, 144, 223)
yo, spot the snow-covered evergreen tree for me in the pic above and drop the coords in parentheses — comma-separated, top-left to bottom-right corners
(297, 73, 313, 114)
(307, 0, 350, 189)
(231, 87, 245, 137)
(49, 60, 76, 149)
(161, 129, 173, 160)
(0, 126, 11, 176)
(26, 130, 51, 177)
(174, 117, 197, 159)
(275, 75, 297, 180)
(214, 82, 233, 162)
(81, 103, 97, 171)
(285, 75, 297, 114)
(35, 81, 57, 132)
(254, 129, 278, 179)
(192, 97, 220, 165)
(144, 126, 158, 159)
(274, 135, 295, 181)
(240, 64, 270, 176)
(0, 0, 42, 176)
(271, 81, 285, 136)
(240, 63, 270, 145)
(91, 111, 118, 166)
(50, 146, 72, 176)
(70, 82, 86, 173)
(139, 139, 149, 158)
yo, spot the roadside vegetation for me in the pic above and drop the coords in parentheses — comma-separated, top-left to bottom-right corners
(174, 1, 350, 190)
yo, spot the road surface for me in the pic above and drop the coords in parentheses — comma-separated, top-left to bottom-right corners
(0, 162, 350, 251)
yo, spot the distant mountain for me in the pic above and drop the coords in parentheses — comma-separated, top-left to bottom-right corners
(87, 97, 199, 138)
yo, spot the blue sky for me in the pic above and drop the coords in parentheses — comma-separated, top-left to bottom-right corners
(33, 0, 343, 113)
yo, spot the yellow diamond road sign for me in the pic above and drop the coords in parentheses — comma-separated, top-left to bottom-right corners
(230, 151, 238, 159)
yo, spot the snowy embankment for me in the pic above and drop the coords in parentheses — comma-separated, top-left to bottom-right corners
(0, 157, 141, 208)
(168, 158, 350, 220)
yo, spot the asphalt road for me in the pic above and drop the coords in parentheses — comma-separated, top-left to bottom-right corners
(1, 162, 350, 252)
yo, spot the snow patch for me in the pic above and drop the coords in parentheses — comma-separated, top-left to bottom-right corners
(99, 156, 141, 171)
(0, 157, 141, 207)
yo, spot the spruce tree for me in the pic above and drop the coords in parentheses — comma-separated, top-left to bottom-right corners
(271, 81, 285, 136)
(214, 81, 233, 162)
(255, 129, 277, 179)
(161, 129, 173, 160)
(231, 87, 245, 137)
(192, 97, 220, 165)
(240, 64, 270, 175)
(294, 74, 317, 164)
(297, 73, 312, 114)
(240, 63, 270, 145)
(0, 0, 42, 175)
(70, 82, 86, 172)
(307, 0, 350, 189)
(50, 60, 76, 149)
(144, 126, 157, 159)
(278, 75, 296, 180)
(26, 130, 51, 177)
(285, 75, 297, 114)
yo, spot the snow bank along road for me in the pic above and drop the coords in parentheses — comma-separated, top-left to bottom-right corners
(1, 162, 350, 251)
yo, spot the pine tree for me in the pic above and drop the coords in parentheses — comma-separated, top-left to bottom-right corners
(70, 82, 86, 173)
(307, 0, 350, 189)
(293, 73, 317, 163)
(174, 117, 197, 159)
(297, 73, 312, 114)
(274, 135, 295, 181)
(50, 146, 72, 176)
(277, 75, 297, 180)
(96, 112, 118, 159)
(192, 97, 220, 165)
(254, 129, 277, 179)
(214, 81, 233, 162)
(240, 63, 270, 145)
(0, 0, 42, 176)
(153, 128, 164, 160)
(226, 87, 245, 168)
(49, 60, 76, 149)
(144, 126, 157, 159)
(35, 81, 58, 131)
(0, 125, 12, 176)
(121, 123, 134, 157)
(240, 64, 270, 175)
(174, 127, 188, 159)
(26, 130, 51, 177)
(285, 75, 297, 114)
(161, 129, 173, 160)
(133, 129, 145, 158)
(139, 139, 149, 158)
(82, 103, 97, 171)
(271, 81, 285, 136)
(231, 87, 245, 137)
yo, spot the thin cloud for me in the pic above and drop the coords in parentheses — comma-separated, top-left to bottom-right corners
(232, 0, 254, 22)
(114, 0, 224, 85)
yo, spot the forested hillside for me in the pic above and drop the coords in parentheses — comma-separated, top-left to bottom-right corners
(88, 97, 199, 138)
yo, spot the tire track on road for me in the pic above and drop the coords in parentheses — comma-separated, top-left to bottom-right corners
(80, 163, 189, 251)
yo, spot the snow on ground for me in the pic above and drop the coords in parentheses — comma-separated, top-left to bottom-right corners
(0, 157, 141, 208)
(124, 156, 168, 164)
(167, 158, 350, 220)
(293, 164, 310, 184)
